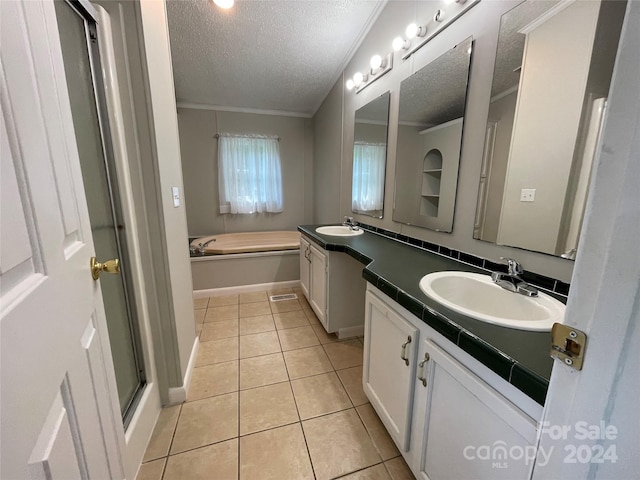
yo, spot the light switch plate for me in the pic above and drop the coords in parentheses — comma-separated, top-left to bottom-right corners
(172, 186, 180, 207)
(520, 188, 536, 202)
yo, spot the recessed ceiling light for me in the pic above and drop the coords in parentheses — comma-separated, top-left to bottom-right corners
(213, 0, 234, 9)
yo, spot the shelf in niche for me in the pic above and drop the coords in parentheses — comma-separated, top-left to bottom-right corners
(420, 195, 440, 217)
(423, 149, 443, 171)
(423, 168, 443, 173)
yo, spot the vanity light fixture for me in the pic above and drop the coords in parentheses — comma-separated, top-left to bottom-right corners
(405, 23, 427, 39)
(347, 52, 393, 94)
(353, 72, 367, 87)
(212, 0, 234, 9)
(370, 54, 385, 72)
(392, 36, 410, 51)
(397, 0, 480, 61)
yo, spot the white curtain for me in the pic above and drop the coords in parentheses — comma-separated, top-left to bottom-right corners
(218, 135, 283, 214)
(352, 142, 386, 212)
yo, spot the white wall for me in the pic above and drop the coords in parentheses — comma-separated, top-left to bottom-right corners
(497, 1, 600, 254)
(178, 108, 314, 235)
(313, 0, 577, 283)
(138, 0, 195, 381)
(313, 77, 344, 224)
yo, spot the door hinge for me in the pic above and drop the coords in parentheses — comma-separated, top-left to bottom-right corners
(550, 323, 587, 371)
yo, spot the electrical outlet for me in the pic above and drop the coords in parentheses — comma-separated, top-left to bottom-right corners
(520, 188, 536, 202)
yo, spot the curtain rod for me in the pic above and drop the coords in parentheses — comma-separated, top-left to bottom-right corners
(213, 133, 280, 141)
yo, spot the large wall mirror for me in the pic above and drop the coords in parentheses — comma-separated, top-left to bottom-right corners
(473, 0, 626, 259)
(393, 36, 473, 232)
(352, 91, 391, 218)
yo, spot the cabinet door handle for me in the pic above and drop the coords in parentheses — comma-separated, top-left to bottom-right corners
(417, 352, 430, 387)
(400, 336, 412, 366)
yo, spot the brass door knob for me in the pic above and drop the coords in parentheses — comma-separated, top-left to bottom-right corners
(90, 257, 120, 280)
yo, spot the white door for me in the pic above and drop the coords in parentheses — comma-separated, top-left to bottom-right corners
(300, 237, 310, 299)
(1, 1, 124, 479)
(309, 244, 328, 327)
(363, 290, 419, 451)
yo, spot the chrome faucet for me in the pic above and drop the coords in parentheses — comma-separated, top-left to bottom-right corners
(189, 238, 216, 254)
(342, 216, 360, 231)
(491, 257, 538, 297)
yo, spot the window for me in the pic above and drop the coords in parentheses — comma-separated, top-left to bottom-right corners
(352, 142, 386, 212)
(218, 134, 283, 214)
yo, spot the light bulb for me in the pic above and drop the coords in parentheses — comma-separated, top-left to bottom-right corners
(370, 54, 383, 71)
(346, 79, 355, 91)
(353, 72, 364, 87)
(213, 0, 234, 9)
(405, 23, 419, 39)
(392, 36, 409, 51)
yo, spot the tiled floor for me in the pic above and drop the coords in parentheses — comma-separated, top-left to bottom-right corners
(137, 287, 416, 480)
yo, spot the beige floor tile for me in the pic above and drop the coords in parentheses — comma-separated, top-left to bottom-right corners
(240, 423, 314, 480)
(187, 361, 238, 401)
(239, 331, 281, 358)
(303, 409, 381, 480)
(170, 393, 238, 454)
(298, 294, 311, 310)
(136, 458, 165, 480)
(291, 372, 352, 420)
(239, 291, 268, 304)
(312, 324, 339, 344)
(142, 405, 180, 462)
(239, 301, 272, 318)
(209, 294, 239, 307)
(195, 322, 203, 337)
(337, 365, 369, 406)
(164, 439, 238, 480)
(239, 382, 299, 435)
(304, 308, 321, 325)
(341, 464, 392, 480)
(323, 339, 364, 370)
(357, 404, 400, 461)
(164, 438, 238, 480)
(240, 352, 289, 390)
(283, 346, 334, 380)
(292, 286, 304, 294)
(268, 287, 294, 295)
(270, 298, 302, 313)
(194, 298, 208, 309)
(273, 310, 309, 330)
(239, 314, 275, 335)
(278, 325, 320, 351)
(200, 319, 238, 342)
(194, 308, 205, 325)
(384, 457, 415, 480)
(195, 337, 238, 366)
(204, 305, 238, 323)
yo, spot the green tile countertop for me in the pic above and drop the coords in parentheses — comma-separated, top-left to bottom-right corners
(298, 224, 561, 405)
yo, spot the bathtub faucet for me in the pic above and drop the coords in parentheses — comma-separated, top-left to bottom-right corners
(342, 216, 360, 231)
(190, 238, 216, 254)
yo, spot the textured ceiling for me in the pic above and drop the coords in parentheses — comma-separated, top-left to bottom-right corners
(398, 37, 473, 128)
(166, 0, 386, 116)
(491, 0, 559, 97)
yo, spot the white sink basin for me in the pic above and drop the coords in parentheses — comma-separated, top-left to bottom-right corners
(315, 225, 364, 237)
(419, 271, 565, 331)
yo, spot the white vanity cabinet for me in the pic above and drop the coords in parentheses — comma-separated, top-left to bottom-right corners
(363, 285, 541, 480)
(363, 291, 419, 451)
(299, 235, 366, 337)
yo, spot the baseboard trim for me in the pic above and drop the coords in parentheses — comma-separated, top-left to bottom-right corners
(338, 325, 365, 339)
(167, 337, 199, 404)
(193, 280, 301, 299)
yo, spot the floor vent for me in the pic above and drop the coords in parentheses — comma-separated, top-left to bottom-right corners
(269, 293, 298, 302)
